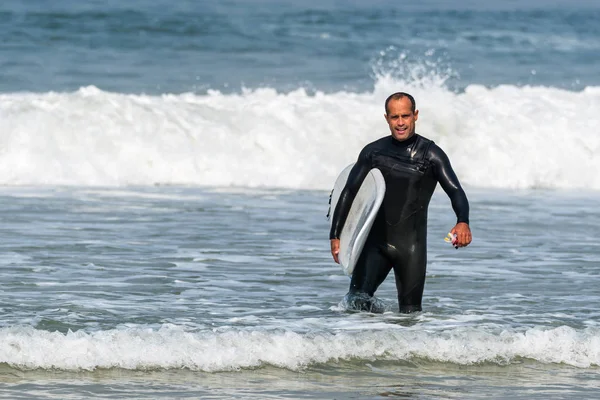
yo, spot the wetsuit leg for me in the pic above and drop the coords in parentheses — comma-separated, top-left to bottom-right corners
(392, 241, 427, 313)
(346, 243, 392, 311)
(349, 242, 392, 295)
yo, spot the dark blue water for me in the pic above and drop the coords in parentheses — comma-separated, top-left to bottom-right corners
(1, 0, 599, 94)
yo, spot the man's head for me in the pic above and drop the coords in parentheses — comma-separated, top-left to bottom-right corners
(384, 92, 418, 141)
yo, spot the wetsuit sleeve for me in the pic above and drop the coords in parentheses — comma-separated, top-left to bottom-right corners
(429, 144, 470, 225)
(329, 148, 372, 240)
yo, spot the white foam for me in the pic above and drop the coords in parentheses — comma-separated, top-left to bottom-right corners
(1, 324, 598, 371)
(1, 82, 599, 190)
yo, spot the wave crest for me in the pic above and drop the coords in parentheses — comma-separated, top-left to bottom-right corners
(1, 82, 599, 190)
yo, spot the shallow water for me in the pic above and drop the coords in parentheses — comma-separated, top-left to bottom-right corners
(1, 186, 599, 398)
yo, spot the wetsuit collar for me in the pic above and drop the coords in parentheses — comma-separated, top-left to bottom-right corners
(390, 133, 418, 147)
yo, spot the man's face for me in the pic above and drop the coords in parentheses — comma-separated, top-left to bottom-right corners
(385, 97, 419, 141)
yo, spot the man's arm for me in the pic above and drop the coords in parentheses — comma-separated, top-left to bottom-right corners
(329, 150, 372, 262)
(429, 144, 472, 248)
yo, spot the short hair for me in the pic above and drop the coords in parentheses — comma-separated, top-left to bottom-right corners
(384, 92, 416, 114)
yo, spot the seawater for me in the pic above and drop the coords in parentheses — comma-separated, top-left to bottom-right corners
(1, 187, 599, 399)
(1, 0, 600, 398)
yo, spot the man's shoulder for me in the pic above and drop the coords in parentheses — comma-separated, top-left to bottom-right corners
(416, 133, 435, 146)
(417, 135, 449, 163)
(362, 136, 390, 151)
(416, 133, 445, 151)
(367, 135, 390, 146)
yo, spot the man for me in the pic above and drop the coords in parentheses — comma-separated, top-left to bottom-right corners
(329, 92, 472, 313)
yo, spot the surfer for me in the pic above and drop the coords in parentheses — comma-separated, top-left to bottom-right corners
(329, 92, 472, 313)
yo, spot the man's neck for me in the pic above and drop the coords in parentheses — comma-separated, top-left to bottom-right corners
(391, 132, 417, 145)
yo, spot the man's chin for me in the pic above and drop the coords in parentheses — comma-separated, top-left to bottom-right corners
(393, 132, 411, 141)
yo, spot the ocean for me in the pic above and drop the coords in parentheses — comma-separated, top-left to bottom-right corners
(1, 0, 599, 398)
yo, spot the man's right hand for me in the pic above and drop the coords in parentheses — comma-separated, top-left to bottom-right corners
(330, 239, 340, 264)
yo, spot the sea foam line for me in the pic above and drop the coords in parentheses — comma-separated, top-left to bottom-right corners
(1, 325, 598, 371)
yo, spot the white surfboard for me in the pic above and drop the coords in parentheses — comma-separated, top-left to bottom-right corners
(329, 164, 386, 276)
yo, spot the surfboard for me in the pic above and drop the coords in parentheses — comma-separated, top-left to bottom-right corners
(329, 163, 386, 276)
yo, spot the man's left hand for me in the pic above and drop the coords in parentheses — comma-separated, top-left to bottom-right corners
(450, 222, 472, 248)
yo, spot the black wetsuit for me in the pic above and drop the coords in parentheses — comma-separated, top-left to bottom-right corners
(329, 134, 469, 313)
